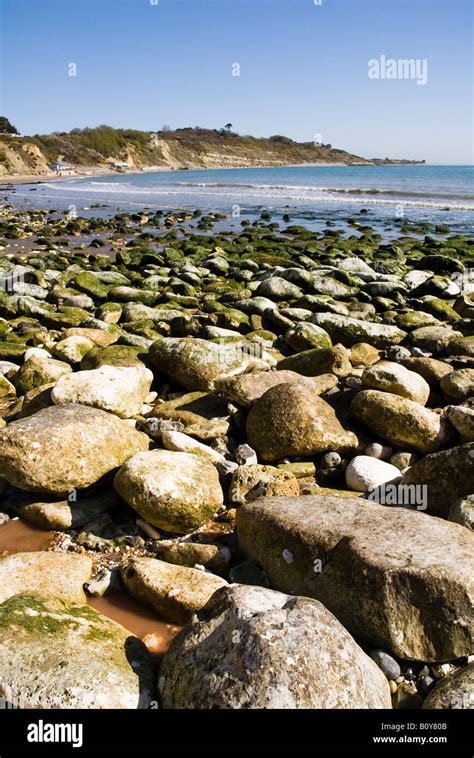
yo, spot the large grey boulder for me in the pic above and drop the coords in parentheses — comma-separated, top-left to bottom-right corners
(0, 404, 149, 494)
(159, 584, 391, 709)
(237, 496, 474, 661)
(0, 594, 153, 708)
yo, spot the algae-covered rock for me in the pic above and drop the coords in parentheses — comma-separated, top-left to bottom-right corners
(51, 336, 95, 365)
(150, 337, 274, 391)
(351, 390, 451, 453)
(114, 450, 223, 533)
(0, 552, 93, 604)
(0, 594, 153, 708)
(13, 355, 72, 395)
(80, 344, 145, 369)
(283, 322, 332, 352)
(247, 384, 358, 462)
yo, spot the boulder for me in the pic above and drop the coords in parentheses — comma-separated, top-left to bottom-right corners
(423, 664, 474, 709)
(362, 361, 430, 405)
(19, 491, 117, 531)
(0, 552, 93, 604)
(0, 404, 149, 494)
(149, 337, 274, 392)
(277, 345, 351, 378)
(237, 495, 474, 660)
(310, 314, 406, 348)
(161, 429, 224, 464)
(441, 369, 474, 401)
(256, 276, 303, 301)
(444, 405, 474, 442)
(400, 443, 474, 517)
(121, 557, 227, 624)
(156, 541, 230, 576)
(401, 357, 453, 387)
(80, 344, 145, 370)
(449, 495, 474, 531)
(51, 336, 95, 365)
(247, 384, 358, 463)
(283, 322, 332, 352)
(149, 391, 230, 440)
(229, 464, 300, 506)
(114, 450, 223, 533)
(51, 365, 153, 419)
(0, 594, 153, 708)
(12, 355, 72, 395)
(350, 343, 381, 367)
(409, 326, 463, 353)
(159, 584, 391, 709)
(215, 369, 337, 408)
(351, 390, 452, 454)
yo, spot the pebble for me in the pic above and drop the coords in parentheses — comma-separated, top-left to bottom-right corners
(364, 443, 393, 460)
(345, 455, 401, 493)
(320, 452, 342, 469)
(236, 444, 258, 466)
(369, 650, 401, 680)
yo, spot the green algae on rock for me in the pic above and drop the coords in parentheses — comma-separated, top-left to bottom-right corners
(0, 593, 154, 708)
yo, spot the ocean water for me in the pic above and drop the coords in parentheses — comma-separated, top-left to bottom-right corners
(4, 164, 474, 234)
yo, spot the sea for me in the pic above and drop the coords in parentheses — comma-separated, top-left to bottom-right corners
(3, 164, 473, 236)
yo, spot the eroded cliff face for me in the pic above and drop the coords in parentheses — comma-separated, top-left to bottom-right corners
(0, 140, 52, 177)
(0, 130, 372, 178)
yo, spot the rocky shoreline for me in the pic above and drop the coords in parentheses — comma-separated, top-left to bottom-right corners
(0, 202, 472, 709)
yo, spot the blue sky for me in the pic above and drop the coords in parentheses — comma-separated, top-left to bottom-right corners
(1, 0, 472, 163)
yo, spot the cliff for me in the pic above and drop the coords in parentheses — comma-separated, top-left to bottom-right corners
(0, 126, 423, 179)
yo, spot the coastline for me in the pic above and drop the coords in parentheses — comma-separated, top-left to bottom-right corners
(0, 161, 410, 187)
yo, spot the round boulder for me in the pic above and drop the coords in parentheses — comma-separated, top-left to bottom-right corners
(0, 404, 149, 494)
(114, 450, 223, 533)
(247, 383, 358, 463)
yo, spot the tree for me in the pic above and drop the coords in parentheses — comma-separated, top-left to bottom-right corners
(224, 123, 233, 131)
(0, 117, 19, 135)
(161, 124, 171, 132)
